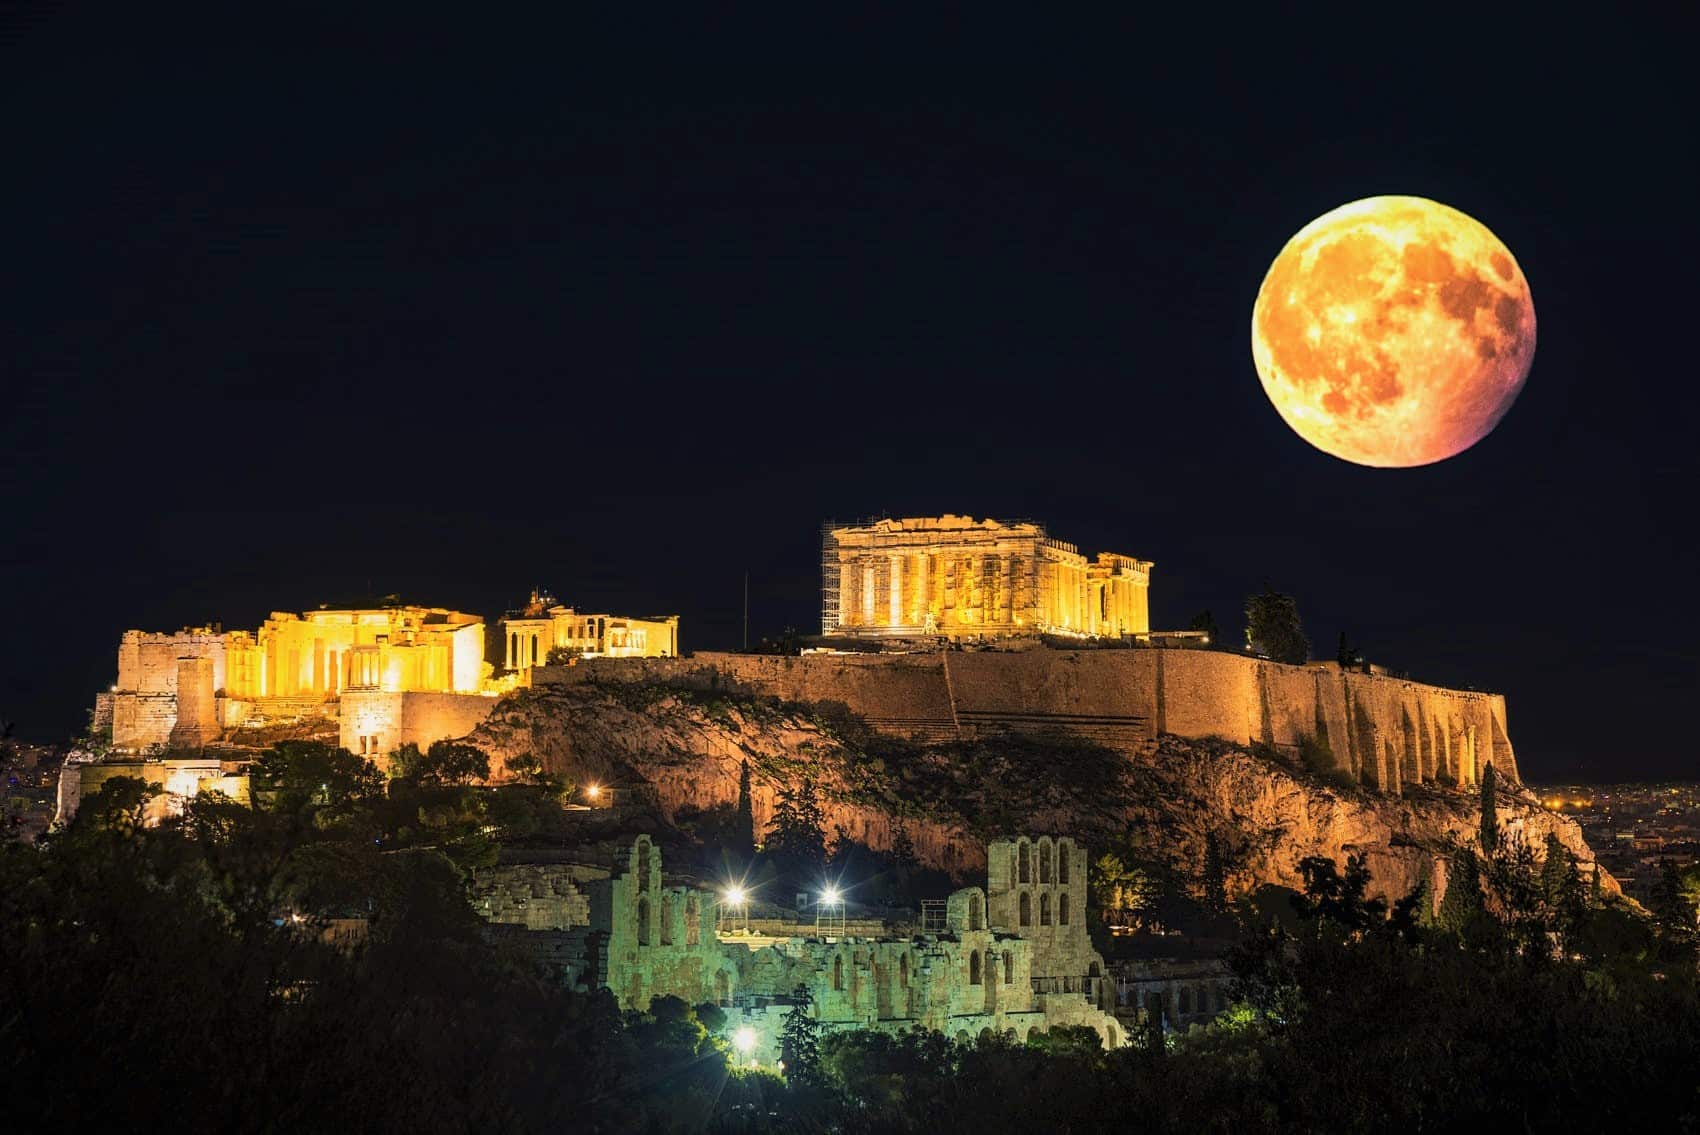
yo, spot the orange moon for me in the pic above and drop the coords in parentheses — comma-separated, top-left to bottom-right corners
(1251, 196, 1536, 467)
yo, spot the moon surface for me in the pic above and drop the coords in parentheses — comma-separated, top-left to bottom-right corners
(1251, 196, 1536, 467)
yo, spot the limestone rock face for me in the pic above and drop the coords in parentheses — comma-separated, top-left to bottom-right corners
(463, 685, 1611, 904)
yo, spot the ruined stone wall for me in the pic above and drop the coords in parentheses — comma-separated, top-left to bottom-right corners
(169, 657, 219, 748)
(473, 865, 591, 930)
(338, 691, 500, 763)
(543, 647, 1517, 788)
(116, 629, 231, 695)
(111, 693, 179, 751)
(111, 629, 235, 750)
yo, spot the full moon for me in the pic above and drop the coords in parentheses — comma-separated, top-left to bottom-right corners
(1251, 196, 1536, 467)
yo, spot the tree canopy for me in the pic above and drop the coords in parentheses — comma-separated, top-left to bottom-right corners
(1244, 587, 1309, 665)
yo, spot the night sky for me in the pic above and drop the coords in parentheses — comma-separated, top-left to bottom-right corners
(3, 12, 1695, 781)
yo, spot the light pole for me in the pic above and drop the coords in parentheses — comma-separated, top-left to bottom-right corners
(815, 885, 846, 937)
(720, 885, 750, 934)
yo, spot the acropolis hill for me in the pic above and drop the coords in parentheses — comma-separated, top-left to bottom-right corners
(81, 513, 1589, 900)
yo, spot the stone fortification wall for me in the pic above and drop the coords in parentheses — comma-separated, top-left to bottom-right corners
(116, 629, 230, 695)
(338, 691, 500, 763)
(544, 647, 1517, 788)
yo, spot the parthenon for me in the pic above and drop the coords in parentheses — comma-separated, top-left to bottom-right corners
(821, 515, 1151, 640)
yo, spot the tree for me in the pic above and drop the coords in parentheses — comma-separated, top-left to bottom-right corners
(394, 741, 490, 786)
(1202, 832, 1228, 912)
(889, 823, 916, 872)
(1435, 848, 1488, 939)
(250, 741, 384, 817)
(764, 777, 827, 881)
(74, 775, 157, 835)
(735, 759, 755, 857)
(1335, 631, 1361, 669)
(1478, 763, 1499, 853)
(1244, 587, 1309, 665)
(1187, 609, 1220, 646)
(544, 645, 582, 667)
(1650, 858, 1695, 945)
(778, 984, 822, 1086)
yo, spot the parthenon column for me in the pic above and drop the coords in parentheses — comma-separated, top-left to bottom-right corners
(889, 554, 902, 627)
(914, 552, 928, 625)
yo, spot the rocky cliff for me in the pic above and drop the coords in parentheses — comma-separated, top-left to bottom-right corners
(464, 683, 1609, 904)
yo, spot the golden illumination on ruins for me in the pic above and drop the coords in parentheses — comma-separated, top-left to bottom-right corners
(105, 604, 488, 751)
(499, 590, 679, 671)
(821, 516, 1151, 640)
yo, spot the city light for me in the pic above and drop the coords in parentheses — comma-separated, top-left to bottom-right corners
(732, 1027, 758, 1055)
(724, 886, 746, 906)
(586, 783, 600, 799)
(821, 886, 841, 905)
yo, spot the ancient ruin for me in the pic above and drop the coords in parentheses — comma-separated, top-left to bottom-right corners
(498, 589, 679, 677)
(98, 606, 488, 752)
(821, 515, 1151, 640)
(479, 834, 1126, 1062)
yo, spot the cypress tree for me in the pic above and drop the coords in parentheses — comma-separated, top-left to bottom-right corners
(1436, 847, 1486, 936)
(1202, 832, 1228, 912)
(778, 984, 822, 1086)
(765, 777, 827, 881)
(1478, 763, 1499, 854)
(735, 759, 755, 856)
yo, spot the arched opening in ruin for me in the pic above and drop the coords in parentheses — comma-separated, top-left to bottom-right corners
(1106, 1024, 1118, 1047)
(969, 893, 984, 931)
(635, 896, 651, 946)
(1018, 840, 1031, 884)
(1059, 892, 1070, 925)
(833, 955, 844, 991)
(660, 895, 674, 945)
(979, 1027, 993, 1043)
(1058, 842, 1071, 884)
(899, 954, 910, 987)
(1004, 953, 1013, 986)
(1179, 987, 1192, 1014)
(1145, 992, 1164, 1026)
(1040, 893, 1052, 926)
(636, 839, 652, 893)
(715, 971, 730, 1006)
(969, 950, 982, 985)
(1019, 892, 1031, 926)
(1039, 840, 1053, 883)
(685, 897, 700, 945)
(1088, 961, 1100, 978)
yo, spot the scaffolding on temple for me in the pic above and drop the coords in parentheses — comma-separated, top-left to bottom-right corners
(819, 521, 841, 635)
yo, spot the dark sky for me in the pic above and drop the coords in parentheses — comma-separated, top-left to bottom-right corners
(3, 11, 1695, 781)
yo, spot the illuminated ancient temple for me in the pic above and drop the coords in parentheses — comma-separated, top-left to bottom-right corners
(821, 516, 1151, 640)
(499, 590, 680, 674)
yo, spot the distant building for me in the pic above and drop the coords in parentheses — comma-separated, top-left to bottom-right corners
(499, 590, 679, 676)
(99, 604, 489, 752)
(821, 515, 1151, 640)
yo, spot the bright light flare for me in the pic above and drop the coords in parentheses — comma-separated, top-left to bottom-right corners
(732, 1027, 758, 1055)
(724, 887, 747, 906)
(820, 887, 842, 905)
(586, 783, 601, 799)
